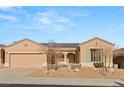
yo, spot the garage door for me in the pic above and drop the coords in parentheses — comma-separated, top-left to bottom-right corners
(10, 53, 47, 68)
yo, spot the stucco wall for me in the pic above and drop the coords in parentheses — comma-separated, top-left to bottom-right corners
(79, 39, 114, 67)
(4, 39, 48, 68)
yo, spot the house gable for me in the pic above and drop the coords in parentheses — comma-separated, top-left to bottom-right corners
(79, 37, 115, 48)
(5, 38, 47, 53)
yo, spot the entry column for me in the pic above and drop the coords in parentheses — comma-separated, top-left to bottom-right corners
(64, 53, 67, 63)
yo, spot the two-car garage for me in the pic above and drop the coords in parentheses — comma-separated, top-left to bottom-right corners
(10, 53, 47, 68)
(4, 39, 47, 68)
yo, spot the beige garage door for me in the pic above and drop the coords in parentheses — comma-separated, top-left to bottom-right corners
(10, 53, 47, 68)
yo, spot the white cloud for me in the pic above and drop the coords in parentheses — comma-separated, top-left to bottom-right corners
(0, 6, 28, 22)
(0, 14, 17, 21)
(0, 6, 26, 13)
(0, 6, 13, 11)
(34, 8, 91, 32)
(39, 16, 53, 25)
(0, 7, 91, 32)
(36, 11, 73, 32)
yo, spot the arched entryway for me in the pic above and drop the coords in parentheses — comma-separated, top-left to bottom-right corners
(1, 49, 5, 64)
(67, 53, 75, 63)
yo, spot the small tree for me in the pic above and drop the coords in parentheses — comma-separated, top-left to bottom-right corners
(47, 40, 58, 70)
(100, 46, 117, 76)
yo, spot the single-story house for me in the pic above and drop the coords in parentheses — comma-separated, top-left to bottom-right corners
(0, 37, 115, 68)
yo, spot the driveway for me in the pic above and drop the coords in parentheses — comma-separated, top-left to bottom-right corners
(0, 68, 124, 86)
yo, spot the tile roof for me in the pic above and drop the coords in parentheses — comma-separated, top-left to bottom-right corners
(2, 37, 115, 48)
(5, 38, 47, 49)
(42, 43, 79, 48)
(0, 44, 6, 47)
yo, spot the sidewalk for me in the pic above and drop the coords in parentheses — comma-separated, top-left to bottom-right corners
(0, 77, 124, 86)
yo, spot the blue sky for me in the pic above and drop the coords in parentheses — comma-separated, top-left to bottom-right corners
(0, 6, 124, 48)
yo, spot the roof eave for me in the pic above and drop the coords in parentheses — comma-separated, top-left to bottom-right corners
(79, 37, 115, 46)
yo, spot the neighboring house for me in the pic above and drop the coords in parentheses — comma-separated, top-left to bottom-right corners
(3, 37, 114, 68)
(113, 48, 124, 68)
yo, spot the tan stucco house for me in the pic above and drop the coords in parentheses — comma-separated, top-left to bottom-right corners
(0, 37, 115, 68)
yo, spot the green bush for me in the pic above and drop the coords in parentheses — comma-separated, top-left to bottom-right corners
(71, 64, 81, 69)
(62, 64, 68, 67)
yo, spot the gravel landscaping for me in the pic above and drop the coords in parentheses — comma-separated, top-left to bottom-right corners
(26, 68, 124, 79)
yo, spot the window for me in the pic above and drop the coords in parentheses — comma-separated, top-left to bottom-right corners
(58, 53, 64, 62)
(90, 49, 102, 62)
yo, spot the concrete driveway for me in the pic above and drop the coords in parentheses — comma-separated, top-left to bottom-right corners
(0, 68, 124, 86)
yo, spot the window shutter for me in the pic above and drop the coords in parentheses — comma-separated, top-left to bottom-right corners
(102, 49, 109, 65)
(86, 48, 91, 63)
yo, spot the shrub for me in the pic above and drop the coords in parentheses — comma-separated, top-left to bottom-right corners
(62, 64, 68, 67)
(93, 63, 104, 68)
(71, 64, 81, 69)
